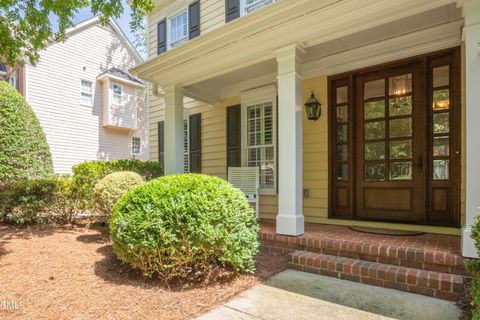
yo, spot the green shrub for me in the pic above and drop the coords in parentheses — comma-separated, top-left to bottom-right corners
(72, 159, 162, 209)
(0, 175, 79, 225)
(50, 175, 80, 224)
(0, 178, 57, 225)
(93, 171, 144, 215)
(468, 216, 480, 319)
(110, 174, 259, 280)
(0, 81, 53, 184)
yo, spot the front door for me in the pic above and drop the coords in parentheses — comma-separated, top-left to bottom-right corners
(355, 64, 426, 223)
(329, 48, 461, 227)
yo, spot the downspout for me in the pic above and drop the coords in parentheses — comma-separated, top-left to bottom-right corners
(152, 83, 164, 98)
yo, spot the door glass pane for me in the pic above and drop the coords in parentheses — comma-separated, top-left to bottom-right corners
(336, 125, 348, 143)
(433, 159, 449, 180)
(365, 163, 385, 181)
(389, 74, 412, 96)
(336, 86, 348, 104)
(336, 164, 348, 181)
(389, 96, 412, 116)
(336, 105, 348, 123)
(364, 79, 385, 99)
(390, 140, 412, 159)
(364, 100, 385, 119)
(433, 113, 449, 134)
(365, 142, 385, 160)
(389, 118, 412, 138)
(336, 145, 348, 161)
(390, 162, 413, 180)
(433, 89, 450, 111)
(433, 65, 449, 88)
(365, 121, 385, 140)
(433, 136, 450, 156)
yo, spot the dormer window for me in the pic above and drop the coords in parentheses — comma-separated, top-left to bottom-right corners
(112, 83, 123, 105)
(169, 9, 188, 49)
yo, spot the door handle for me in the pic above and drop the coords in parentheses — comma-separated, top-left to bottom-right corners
(415, 155, 423, 172)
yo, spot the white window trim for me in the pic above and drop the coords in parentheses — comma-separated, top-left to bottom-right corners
(167, 7, 189, 50)
(240, 0, 275, 16)
(240, 85, 277, 195)
(80, 79, 93, 107)
(111, 82, 124, 106)
(132, 137, 141, 156)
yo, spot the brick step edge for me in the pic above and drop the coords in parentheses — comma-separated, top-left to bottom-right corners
(287, 250, 464, 301)
(261, 233, 466, 275)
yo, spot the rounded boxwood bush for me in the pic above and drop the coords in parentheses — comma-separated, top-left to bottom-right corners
(110, 174, 259, 280)
(93, 171, 144, 215)
(0, 81, 53, 184)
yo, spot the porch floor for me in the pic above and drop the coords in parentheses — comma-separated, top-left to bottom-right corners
(260, 220, 461, 255)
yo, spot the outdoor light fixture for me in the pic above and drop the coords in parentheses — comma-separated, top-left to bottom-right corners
(304, 91, 321, 121)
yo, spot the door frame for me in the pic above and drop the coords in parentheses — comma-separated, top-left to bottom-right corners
(327, 47, 461, 227)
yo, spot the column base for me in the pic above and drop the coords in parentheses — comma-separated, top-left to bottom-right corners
(276, 213, 304, 236)
(462, 226, 478, 258)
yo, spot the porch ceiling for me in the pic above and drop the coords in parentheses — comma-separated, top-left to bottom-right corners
(130, 0, 463, 104)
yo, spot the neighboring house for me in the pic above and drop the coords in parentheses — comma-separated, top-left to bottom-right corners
(130, 0, 480, 299)
(23, 17, 149, 173)
(0, 62, 26, 96)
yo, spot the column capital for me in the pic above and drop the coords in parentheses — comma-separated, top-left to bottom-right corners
(274, 43, 305, 78)
(163, 84, 185, 97)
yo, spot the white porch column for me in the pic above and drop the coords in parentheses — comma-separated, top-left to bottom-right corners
(462, 0, 480, 258)
(275, 44, 305, 236)
(164, 85, 185, 175)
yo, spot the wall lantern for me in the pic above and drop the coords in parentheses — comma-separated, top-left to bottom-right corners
(304, 91, 321, 121)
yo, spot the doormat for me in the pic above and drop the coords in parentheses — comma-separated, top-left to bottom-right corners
(349, 226, 425, 236)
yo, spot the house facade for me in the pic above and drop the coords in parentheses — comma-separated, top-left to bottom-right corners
(131, 0, 480, 259)
(24, 17, 149, 173)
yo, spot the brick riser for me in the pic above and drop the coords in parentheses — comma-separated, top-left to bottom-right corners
(260, 232, 467, 275)
(288, 251, 464, 301)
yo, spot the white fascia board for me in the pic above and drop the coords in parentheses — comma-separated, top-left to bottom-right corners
(97, 73, 144, 87)
(132, 0, 457, 87)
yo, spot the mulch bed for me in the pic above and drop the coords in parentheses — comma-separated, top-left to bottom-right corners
(0, 223, 286, 320)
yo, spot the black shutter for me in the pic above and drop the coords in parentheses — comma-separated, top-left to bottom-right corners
(226, 105, 241, 174)
(188, 1, 201, 40)
(157, 19, 167, 54)
(189, 113, 202, 173)
(158, 121, 165, 172)
(225, 0, 240, 23)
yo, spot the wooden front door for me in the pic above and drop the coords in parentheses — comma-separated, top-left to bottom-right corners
(355, 64, 426, 223)
(329, 48, 461, 227)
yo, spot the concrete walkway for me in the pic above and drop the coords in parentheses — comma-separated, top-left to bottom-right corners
(196, 270, 461, 320)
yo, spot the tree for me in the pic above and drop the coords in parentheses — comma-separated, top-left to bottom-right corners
(0, 0, 154, 67)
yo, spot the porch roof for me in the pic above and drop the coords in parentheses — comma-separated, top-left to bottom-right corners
(130, 0, 462, 101)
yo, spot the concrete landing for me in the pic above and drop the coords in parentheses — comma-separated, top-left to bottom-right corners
(196, 270, 461, 320)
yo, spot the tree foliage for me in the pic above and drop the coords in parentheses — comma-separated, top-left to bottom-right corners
(0, 0, 154, 66)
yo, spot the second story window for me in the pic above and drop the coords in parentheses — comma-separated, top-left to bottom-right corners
(243, 0, 274, 14)
(80, 80, 93, 106)
(169, 9, 188, 49)
(112, 83, 123, 105)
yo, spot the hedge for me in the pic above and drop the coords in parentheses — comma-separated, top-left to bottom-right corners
(0, 81, 53, 184)
(71, 159, 163, 209)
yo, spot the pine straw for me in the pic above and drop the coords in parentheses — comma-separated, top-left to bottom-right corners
(0, 224, 286, 320)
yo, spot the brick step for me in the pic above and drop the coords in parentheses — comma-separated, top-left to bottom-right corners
(287, 250, 464, 301)
(261, 232, 466, 275)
